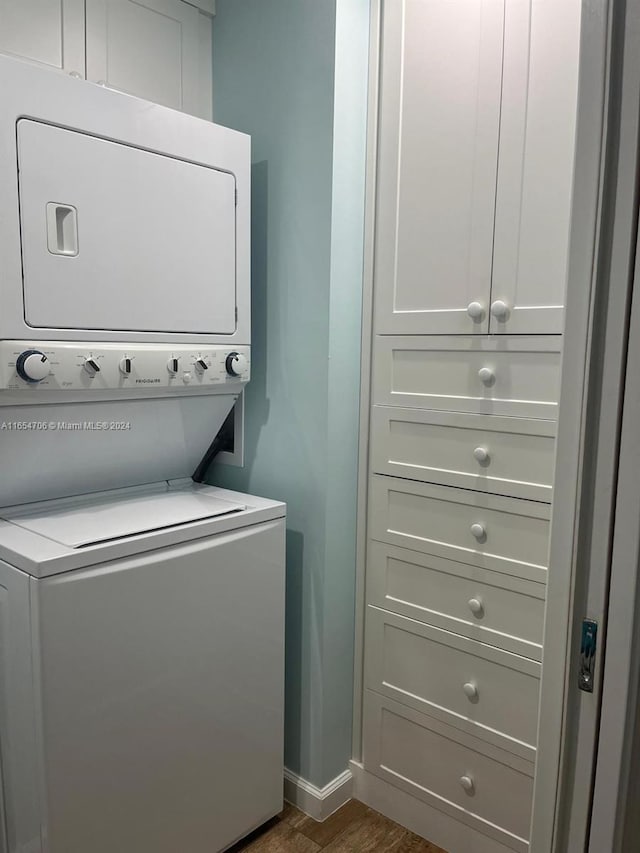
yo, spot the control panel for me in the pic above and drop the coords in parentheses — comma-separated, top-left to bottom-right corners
(0, 342, 251, 393)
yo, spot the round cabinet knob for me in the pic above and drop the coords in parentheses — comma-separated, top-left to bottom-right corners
(467, 301, 485, 321)
(470, 523, 486, 540)
(490, 300, 510, 321)
(468, 597, 484, 617)
(460, 775, 475, 795)
(119, 357, 132, 376)
(226, 352, 248, 378)
(473, 446, 490, 464)
(478, 367, 495, 385)
(463, 682, 479, 701)
(16, 350, 49, 383)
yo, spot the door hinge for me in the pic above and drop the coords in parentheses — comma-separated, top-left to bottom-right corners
(579, 618, 598, 693)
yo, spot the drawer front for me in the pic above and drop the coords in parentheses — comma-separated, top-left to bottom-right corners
(373, 335, 561, 419)
(369, 475, 550, 583)
(364, 692, 533, 851)
(370, 406, 555, 502)
(367, 542, 545, 660)
(366, 606, 540, 754)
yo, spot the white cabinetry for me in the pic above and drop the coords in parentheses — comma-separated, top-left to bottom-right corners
(374, 0, 580, 336)
(374, 0, 503, 335)
(0, 0, 85, 76)
(86, 0, 212, 118)
(0, 0, 213, 119)
(360, 2, 581, 850)
(491, 0, 581, 334)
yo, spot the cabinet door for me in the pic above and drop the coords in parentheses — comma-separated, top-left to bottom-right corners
(0, 0, 85, 76)
(490, 0, 581, 334)
(374, 0, 504, 335)
(86, 0, 204, 117)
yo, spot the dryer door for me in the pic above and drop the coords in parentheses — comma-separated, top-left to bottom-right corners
(17, 119, 237, 335)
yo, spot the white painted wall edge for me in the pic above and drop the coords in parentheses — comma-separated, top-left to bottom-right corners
(283, 767, 353, 822)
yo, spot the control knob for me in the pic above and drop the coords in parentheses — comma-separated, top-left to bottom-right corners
(225, 352, 248, 378)
(16, 350, 50, 383)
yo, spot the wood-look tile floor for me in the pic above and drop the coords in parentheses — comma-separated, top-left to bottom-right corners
(227, 800, 448, 852)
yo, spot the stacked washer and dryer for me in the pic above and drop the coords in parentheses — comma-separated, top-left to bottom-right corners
(0, 56, 285, 853)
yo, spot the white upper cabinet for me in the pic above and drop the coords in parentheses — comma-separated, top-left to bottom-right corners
(86, 0, 210, 119)
(490, 0, 581, 334)
(0, 0, 213, 120)
(374, 0, 581, 336)
(374, 0, 504, 335)
(0, 0, 85, 77)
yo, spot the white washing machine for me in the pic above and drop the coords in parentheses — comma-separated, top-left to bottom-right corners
(0, 55, 286, 853)
(0, 481, 285, 853)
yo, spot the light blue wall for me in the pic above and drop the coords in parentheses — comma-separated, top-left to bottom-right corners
(209, 0, 368, 787)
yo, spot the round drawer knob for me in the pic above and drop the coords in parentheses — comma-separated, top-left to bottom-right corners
(470, 523, 486, 540)
(463, 682, 479, 701)
(460, 775, 475, 795)
(491, 300, 510, 321)
(467, 301, 485, 321)
(473, 446, 490, 463)
(468, 597, 484, 617)
(478, 367, 495, 385)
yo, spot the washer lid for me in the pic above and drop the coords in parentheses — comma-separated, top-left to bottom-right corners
(2, 488, 246, 548)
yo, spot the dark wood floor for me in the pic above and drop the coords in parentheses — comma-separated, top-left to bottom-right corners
(227, 800, 448, 852)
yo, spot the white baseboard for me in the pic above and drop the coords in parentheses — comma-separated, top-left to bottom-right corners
(283, 767, 353, 822)
(350, 761, 518, 853)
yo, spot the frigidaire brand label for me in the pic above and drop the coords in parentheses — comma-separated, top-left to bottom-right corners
(135, 378, 161, 384)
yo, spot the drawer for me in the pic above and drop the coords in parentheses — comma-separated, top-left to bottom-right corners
(369, 475, 550, 583)
(366, 606, 540, 755)
(373, 335, 561, 419)
(370, 406, 555, 502)
(364, 691, 533, 851)
(366, 542, 545, 660)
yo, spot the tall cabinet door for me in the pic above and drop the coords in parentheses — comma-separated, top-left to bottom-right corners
(86, 0, 203, 117)
(374, 0, 504, 336)
(0, 0, 85, 77)
(489, 0, 581, 334)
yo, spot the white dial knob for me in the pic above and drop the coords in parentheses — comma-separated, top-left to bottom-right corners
(460, 775, 475, 794)
(467, 301, 485, 321)
(468, 597, 484, 617)
(167, 357, 180, 375)
(490, 300, 510, 321)
(470, 523, 486, 540)
(463, 682, 479, 701)
(473, 446, 490, 463)
(194, 358, 209, 374)
(226, 352, 248, 378)
(119, 357, 132, 376)
(16, 350, 49, 382)
(83, 358, 101, 375)
(478, 367, 495, 385)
